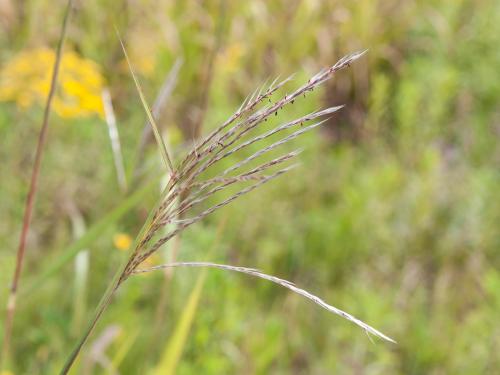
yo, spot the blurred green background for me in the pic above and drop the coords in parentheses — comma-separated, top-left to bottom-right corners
(1, 0, 499, 373)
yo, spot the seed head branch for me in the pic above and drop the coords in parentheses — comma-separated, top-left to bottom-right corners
(133, 261, 395, 343)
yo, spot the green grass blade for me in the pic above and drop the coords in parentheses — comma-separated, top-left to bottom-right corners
(152, 271, 206, 375)
(109, 330, 139, 373)
(115, 27, 175, 174)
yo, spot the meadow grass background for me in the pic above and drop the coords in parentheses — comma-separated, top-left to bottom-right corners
(0, 0, 499, 373)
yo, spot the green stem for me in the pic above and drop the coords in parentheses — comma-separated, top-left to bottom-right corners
(61, 179, 174, 373)
(59, 270, 122, 374)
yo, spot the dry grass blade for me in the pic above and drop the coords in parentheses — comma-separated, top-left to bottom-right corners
(133, 262, 395, 343)
(102, 88, 127, 192)
(150, 59, 183, 122)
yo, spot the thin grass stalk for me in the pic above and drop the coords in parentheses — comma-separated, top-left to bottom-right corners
(0, 0, 74, 368)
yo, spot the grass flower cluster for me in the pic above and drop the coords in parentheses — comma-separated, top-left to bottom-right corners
(60, 48, 394, 374)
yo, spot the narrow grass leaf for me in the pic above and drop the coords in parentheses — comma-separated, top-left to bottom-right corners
(116, 27, 174, 174)
(153, 271, 206, 375)
(110, 330, 139, 372)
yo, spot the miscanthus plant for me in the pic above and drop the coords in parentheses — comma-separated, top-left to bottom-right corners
(61, 49, 395, 373)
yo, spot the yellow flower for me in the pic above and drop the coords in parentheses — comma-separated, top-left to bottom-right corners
(113, 233, 133, 251)
(0, 47, 105, 119)
(1, 371, 14, 375)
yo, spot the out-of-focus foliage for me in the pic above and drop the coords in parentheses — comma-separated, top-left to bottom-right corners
(0, 0, 499, 374)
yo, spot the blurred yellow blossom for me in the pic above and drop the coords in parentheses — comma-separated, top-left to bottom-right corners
(216, 43, 245, 73)
(0, 47, 105, 118)
(113, 233, 133, 251)
(0, 371, 14, 375)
